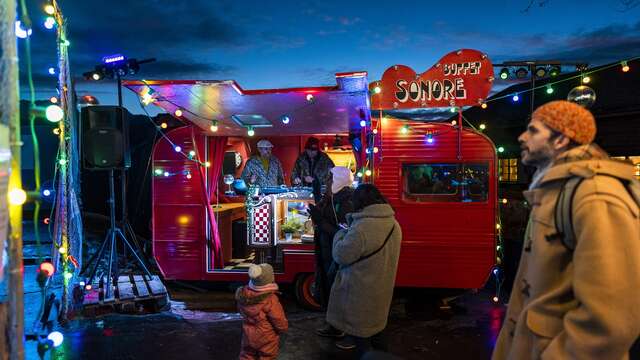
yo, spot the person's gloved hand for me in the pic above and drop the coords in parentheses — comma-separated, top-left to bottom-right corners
(308, 204, 322, 224)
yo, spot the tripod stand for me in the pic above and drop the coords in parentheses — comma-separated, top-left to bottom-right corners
(85, 169, 152, 298)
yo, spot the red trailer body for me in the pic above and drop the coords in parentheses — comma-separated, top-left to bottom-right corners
(124, 68, 496, 308)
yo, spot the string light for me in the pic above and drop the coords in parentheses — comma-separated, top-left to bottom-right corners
(481, 102, 488, 109)
(501, 198, 508, 204)
(373, 147, 379, 153)
(492, 296, 499, 303)
(154, 169, 163, 175)
(45, 105, 63, 122)
(400, 125, 409, 134)
(621, 61, 630, 72)
(512, 94, 520, 102)
(497, 146, 505, 153)
(281, 115, 290, 125)
(372, 128, 378, 134)
(186, 172, 192, 179)
(44, 16, 55, 29)
(582, 75, 591, 84)
(43, 189, 51, 197)
(205, 161, 211, 168)
(15, 21, 32, 38)
(8, 189, 27, 205)
(451, 120, 457, 126)
(44, 4, 55, 14)
(52, 128, 60, 135)
(450, 107, 457, 113)
(48, 67, 56, 75)
(306, 93, 314, 102)
(479, 123, 486, 130)
(58, 246, 67, 255)
(39, 262, 55, 277)
(49, 96, 58, 103)
(92, 73, 101, 81)
(360, 120, 366, 127)
(210, 120, 219, 132)
(43, 217, 50, 225)
(373, 86, 381, 94)
(58, 158, 67, 166)
(356, 171, 363, 178)
(174, 146, 182, 152)
(425, 133, 434, 144)
(188, 150, 196, 158)
(174, 109, 182, 117)
(163, 171, 170, 177)
(247, 127, 255, 137)
(365, 169, 372, 176)
(546, 84, 554, 94)
(160, 122, 168, 129)
(61, 39, 70, 47)
(496, 223, 502, 230)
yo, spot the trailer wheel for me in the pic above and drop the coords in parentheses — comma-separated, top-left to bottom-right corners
(294, 273, 321, 311)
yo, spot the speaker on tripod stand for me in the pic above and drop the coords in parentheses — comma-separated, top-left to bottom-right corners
(80, 105, 151, 297)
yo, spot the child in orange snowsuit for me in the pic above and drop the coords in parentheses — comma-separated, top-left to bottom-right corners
(236, 263, 288, 360)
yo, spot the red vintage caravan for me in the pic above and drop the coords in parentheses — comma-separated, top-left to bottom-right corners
(124, 50, 497, 308)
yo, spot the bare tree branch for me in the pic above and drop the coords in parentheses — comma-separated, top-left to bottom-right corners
(522, 0, 550, 13)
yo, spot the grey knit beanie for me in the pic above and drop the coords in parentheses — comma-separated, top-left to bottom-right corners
(248, 263, 275, 287)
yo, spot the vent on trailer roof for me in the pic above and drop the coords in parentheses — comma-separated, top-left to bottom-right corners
(231, 114, 273, 128)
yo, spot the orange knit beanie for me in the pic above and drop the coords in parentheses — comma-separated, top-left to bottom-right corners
(532, 100, 596, 144)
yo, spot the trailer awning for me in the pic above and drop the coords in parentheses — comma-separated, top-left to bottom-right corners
(123, 72, 370, 136)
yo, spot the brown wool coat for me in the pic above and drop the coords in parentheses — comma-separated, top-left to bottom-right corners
(493, 145, 640, 360)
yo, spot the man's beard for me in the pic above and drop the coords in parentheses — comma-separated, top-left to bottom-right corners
(521, 146, 554, 168)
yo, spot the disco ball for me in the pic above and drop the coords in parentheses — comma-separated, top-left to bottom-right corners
(567, 85, 596, 108)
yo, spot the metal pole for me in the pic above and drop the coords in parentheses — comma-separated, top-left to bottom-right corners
(530, 64, 536, 114)
(2, 0, 25, 356)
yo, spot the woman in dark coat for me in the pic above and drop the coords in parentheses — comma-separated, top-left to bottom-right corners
(309, 166, 354, 337)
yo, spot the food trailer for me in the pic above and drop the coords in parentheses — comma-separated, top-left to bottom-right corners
(124, 49, 498, 309)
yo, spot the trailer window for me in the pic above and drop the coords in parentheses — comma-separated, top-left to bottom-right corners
(402, 163, 489, 202)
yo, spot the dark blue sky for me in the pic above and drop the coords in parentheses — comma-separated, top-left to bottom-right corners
(20, 0, 640, 114)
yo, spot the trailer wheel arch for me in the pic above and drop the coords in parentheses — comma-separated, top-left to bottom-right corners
(294, 272, 321, 311)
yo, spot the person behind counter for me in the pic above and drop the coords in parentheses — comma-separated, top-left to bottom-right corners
(241, 139, 285, 188)
(291, 137, 335, 189)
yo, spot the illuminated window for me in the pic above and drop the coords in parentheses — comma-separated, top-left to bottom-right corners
(499, 158, 518, 182)
(402, 163, 489, 202)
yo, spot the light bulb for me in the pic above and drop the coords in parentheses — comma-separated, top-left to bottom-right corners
(373, 86, 381, 94)
(481, 103, 488, 109)
(45, 105, 64, 122)
(44, 4, 55, 15)
(8, 188, 27, 205)
(160, 122, 168, 129)
(174, 109, 182, 117)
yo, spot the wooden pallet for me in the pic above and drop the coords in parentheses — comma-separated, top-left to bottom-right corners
(81, 274, 169, 315)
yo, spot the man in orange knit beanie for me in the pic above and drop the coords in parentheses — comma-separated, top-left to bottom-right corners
(493, 100, 640, 360)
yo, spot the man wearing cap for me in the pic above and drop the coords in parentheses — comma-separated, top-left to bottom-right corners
(493, 101, 640, 359)
(241, 139, 285, 188)
(291, 137, 335, 189)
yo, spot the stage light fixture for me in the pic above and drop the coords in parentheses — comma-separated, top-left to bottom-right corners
(499, 68, 509, 80)
(535, 67, 547, 78)
(549, 66, 561, 77)
(515, 67, 528, 79)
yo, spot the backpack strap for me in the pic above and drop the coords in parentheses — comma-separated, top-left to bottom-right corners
(554, 176, 585, 251)
(554, 174, 640, 251)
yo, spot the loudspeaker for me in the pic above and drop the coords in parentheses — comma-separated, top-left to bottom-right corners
(81, 106, 131, 169)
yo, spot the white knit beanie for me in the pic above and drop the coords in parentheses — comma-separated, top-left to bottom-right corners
(331, 166, 354, 194)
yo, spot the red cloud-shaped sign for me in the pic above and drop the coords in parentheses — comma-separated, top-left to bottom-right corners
(370, 49, 494, 110)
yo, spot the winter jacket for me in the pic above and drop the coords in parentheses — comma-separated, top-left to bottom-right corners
(291, 151, 334, 187)
(493, 145, 640, 360)
(241, 155, 285, 188)
(326, 203, 402, 338)
(236, 286, 288, 360)
(310, 186, 354, 308)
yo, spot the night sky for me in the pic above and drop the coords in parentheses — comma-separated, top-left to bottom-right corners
(19, 0, 640, 114)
